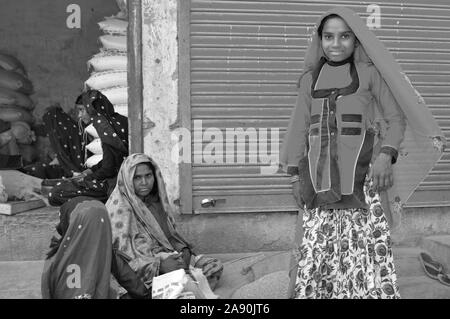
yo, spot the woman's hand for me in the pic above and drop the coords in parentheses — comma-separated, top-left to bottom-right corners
(82, 169, 93, 176)
(181, 248, 191, 270)
(291, 179, 304, 207)
(370, 153, 393, 191)
(159, 253, 185, 274)
(73, 169, 93, 181)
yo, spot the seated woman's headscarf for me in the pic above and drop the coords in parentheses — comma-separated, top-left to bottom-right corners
(280, 6, 445, 209)
(41, 197, 113, 299)
(78, 89, 128, 153)
(106, 153, 188, 253)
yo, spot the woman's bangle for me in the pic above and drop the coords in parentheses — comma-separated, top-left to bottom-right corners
(290, 175, 300, 183)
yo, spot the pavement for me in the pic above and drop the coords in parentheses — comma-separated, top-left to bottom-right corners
(0, 245, 449, 299)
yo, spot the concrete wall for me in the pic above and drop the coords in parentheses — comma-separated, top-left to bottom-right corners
(142, 0, 180, 211)
(141, 0, 295, 254)
(177, 212, 298, 254)
(0, 0, 119, 120)
(3, 206, 450, 260)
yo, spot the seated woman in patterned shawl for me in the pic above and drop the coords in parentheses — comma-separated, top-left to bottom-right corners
(48, 90, 128, 206)
(106, 153, 223, 296)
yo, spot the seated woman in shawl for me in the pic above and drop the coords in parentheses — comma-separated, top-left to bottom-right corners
(48, 90, 129, 206)
(106, 153, 223, 296)
(41, 196, 151, 299)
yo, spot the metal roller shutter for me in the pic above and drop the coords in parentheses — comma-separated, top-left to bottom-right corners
(181, 0, 450, 214)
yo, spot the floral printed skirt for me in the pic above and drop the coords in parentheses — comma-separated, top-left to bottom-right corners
(293, 186, 400, 299)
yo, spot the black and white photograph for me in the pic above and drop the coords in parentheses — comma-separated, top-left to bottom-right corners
(0, 0, 449, 307)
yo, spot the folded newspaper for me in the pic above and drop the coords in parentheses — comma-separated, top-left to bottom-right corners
(152, 267, 219, 299)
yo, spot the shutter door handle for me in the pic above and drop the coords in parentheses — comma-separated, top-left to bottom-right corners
(201, 198, 226, 208)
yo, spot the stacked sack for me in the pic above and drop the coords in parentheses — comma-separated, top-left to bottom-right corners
(84, 123, 103, 169)
(84, 2, 128, 168)
(115, 0, 128, 20)
(0, 52, 37, 163)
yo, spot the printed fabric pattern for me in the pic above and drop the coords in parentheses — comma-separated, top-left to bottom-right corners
(294, 178, 400, 299)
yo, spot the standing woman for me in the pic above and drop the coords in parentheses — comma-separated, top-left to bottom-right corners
(48, 90, 128, 206)
(281, 7, 445, 299)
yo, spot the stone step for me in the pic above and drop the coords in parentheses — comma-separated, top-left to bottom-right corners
(0, 260, 43, 299)
(1, 247, 449, 299)
(420, 235, 450, 271)
(397, 275, 450, 299)
(2, 204, 450, 263)
(394, 247, 429, 278)
(0, 206, 59, 261)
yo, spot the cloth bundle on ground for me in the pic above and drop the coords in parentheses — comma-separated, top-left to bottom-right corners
(106, 153, 223, 297)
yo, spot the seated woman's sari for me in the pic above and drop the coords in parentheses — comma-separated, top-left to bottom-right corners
(106, 153, 223, 296)
(41, 196, 151, 299)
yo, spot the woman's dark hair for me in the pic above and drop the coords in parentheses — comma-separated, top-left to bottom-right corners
(141, 161, 159, 197)
(75, 93, 83, 105)
(317, 14, 341, 38)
